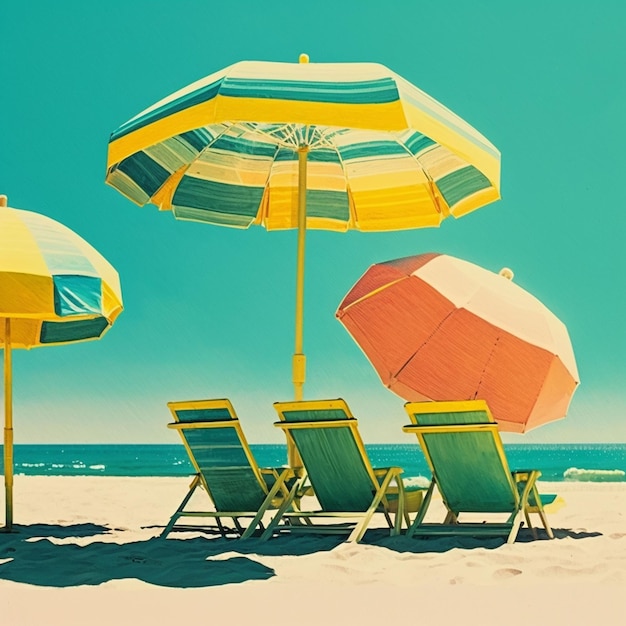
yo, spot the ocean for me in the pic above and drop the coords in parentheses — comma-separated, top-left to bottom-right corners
(2, 443, 625, 482)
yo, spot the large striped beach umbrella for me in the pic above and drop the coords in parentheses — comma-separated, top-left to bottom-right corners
(105, 56, 500, 462)
(336, 253, 579, 433)
(0, 196, 123, 530)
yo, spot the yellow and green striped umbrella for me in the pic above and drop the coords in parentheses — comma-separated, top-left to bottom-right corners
(105, 56, 500, 458)
(0, 195, 123, 530)
(107, 57, 500, 228)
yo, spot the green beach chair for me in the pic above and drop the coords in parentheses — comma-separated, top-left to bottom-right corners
(402, 400, 559, 544)
(162, 398, 296, 539)
(260, 399, 411, 543)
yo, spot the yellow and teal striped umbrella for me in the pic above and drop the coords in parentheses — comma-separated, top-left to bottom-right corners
(0, 195, 123, 530)
(107, 58, 500, 228)
(105, 57, 500, 455)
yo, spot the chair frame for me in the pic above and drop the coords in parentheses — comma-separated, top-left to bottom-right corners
(162, 398, 296, 540)
(403, 400, 555, 543)
(260, 399, 406, 543)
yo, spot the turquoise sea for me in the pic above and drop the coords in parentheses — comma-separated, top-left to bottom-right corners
(2, 444, 625, 482)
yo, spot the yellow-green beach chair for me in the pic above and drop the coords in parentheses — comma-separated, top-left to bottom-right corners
(260, 399, 410, 543)
(162, 399, 296, 539)
(403, 400, 560, 543)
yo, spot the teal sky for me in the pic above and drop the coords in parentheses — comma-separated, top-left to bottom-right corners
(1, 1, 624, 444)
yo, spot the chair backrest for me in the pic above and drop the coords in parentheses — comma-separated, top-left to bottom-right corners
(168, 399, 268, 511)
(404, 400, 518, 513)
(273, 399, 382, 513)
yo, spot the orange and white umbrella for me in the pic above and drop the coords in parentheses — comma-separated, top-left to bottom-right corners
(336, 252, 579, 433)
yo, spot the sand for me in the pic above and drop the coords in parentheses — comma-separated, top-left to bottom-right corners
(0, 476, 624, 625)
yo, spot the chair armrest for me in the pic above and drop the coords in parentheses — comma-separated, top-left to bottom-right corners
(373, 466, 403, 477)
(259, 466, 296, 478)
(260, 466, 314, 498)
(512, 470, 541, 482)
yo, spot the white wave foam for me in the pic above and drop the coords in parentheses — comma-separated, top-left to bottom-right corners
(564, 467, 626, 482)
(89, 464, 106, 471)
(403, 475, 431, 489)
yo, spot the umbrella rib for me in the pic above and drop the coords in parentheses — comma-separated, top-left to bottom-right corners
(331, 140, 357, 229)
(392, 309, 457, 385)
(473, 335, 501, 400)
(472, 334, 558, 431)
(150, 123, 233, 206)
(245, 123, 299, 149)
(256, 141, 284, 227)
(395, 134, 447, 217)
(339, 278, 406, 312)
(249, 123, 335, 150)
(524, 361, 559, 432)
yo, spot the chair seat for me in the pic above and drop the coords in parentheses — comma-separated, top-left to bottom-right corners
(410, 522, 516, 537)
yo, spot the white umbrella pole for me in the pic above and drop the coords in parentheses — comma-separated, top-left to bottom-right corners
(288, 146, 309, 468)
(3, 318, 13, 531)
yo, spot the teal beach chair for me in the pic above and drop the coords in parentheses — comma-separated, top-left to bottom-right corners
(162, 399, 295, 539)
(260, 399, 412, 543)
(402, 400, 560, 543)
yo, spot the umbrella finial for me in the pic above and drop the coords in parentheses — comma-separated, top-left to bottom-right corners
(499, 267, 514, 280)
(0, 195, 7, 207)
(299, 53, 309, 63)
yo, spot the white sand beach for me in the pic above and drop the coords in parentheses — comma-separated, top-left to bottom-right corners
(1, 476, 624, 626)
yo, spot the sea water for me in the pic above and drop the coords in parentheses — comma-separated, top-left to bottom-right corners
(2, 443, 625, 482)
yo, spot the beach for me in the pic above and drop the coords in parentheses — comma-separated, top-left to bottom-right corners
(0, 476, 624, 625)
(2, 2, 624, 625)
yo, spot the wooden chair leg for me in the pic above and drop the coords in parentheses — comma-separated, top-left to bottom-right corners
(216, 517, 229, 537)
(348, 468, 397, 543)
(259, 476, 304, 541)
(524, 509, 538, 539)
(443, 511, 458, 524)
(407, 480, 435, 539)
(507, 512, 523, 544)
(240, 468, 292, 540)
(393, 480, 405, 536)
(537, 508, 554, 539)
(160, 474, 202, 539)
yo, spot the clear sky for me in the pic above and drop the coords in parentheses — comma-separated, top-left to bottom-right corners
(1, 1, 624, 444)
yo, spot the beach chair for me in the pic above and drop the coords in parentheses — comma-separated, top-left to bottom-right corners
(162, 399, 297, 539)
(260, 399, 411, 543)
(402, 400, 559, 544)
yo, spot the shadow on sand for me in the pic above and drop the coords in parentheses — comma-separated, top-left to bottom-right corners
(0, 523, 343, 588)
(0, 522, 599, 588)
(2, 523, 112, 540)
(372, 525, 602, 553)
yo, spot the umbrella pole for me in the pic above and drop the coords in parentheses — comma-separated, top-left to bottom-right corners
(3, 318, 13, 531)
(289, 146, 309, 468)
(293, 146, 308, 400)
